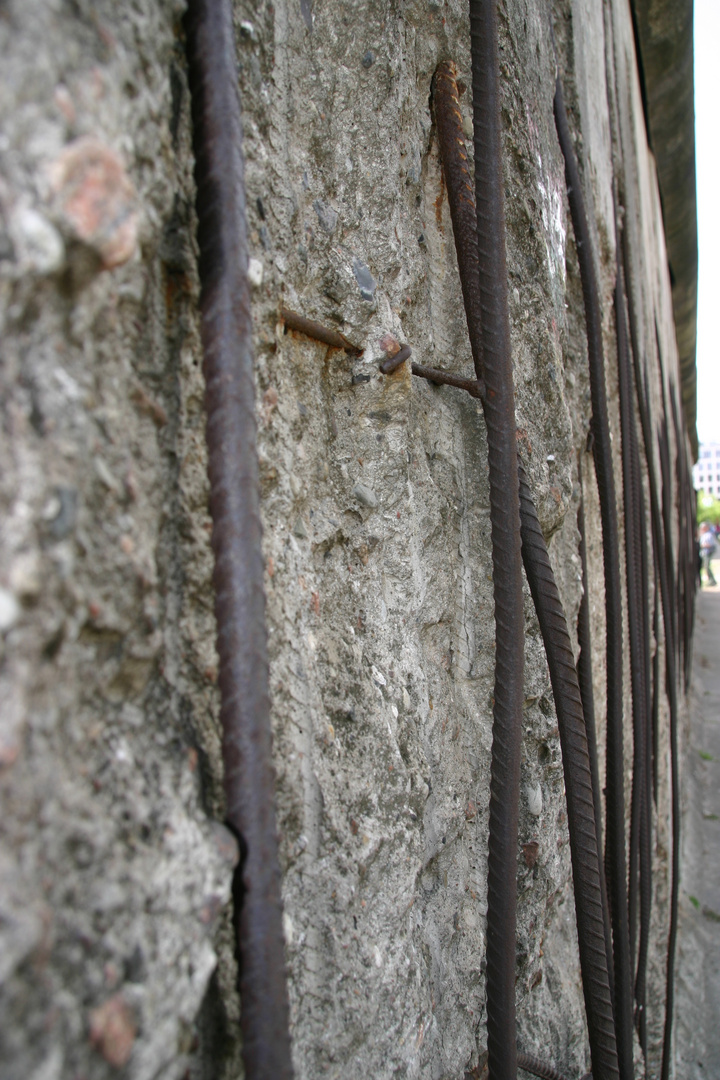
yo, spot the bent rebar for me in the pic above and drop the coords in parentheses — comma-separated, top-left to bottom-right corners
(434, 55, 617, 1080)
(554, 78, 633, 1080)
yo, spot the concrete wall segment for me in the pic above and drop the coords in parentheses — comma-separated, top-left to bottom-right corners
(0, 0, 691, 1077)
(0, 3, 235, 1078)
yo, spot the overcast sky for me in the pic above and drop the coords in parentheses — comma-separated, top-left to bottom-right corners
(694, 0, 719, 446)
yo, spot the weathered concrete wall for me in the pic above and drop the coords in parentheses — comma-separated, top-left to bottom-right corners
(0, 0, 690, 1078)
(0, 4, 238, 1078)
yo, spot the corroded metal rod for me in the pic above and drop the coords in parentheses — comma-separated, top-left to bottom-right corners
(468, 6, 525, 1076)
(517, 1052, 572, 1080)
(577, 482, 615, 1002)
(185, 2, 293, 1076)
(626, 303, 681, 1080)
(411, 360, 484, 397)
(379, 343, 412, 374)
(519, 462, 619, 1080)
(614, 257, 648, 987)
(281, 306, 362, 355)
(433, 60, 486, 379)
(616, 233, 653, 1059)
(554, 77, 633, 1080)
(656, 407, 680, 1080)
(434, 53, 617, 1080)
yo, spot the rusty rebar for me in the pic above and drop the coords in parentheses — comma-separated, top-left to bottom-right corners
(433, 60, 485, 380)
(185, 2, 293, 1076)
(379, 343, 412, 374)
(554, 77, 633, 1080)
(632, 318, 680, 1080)
(577, 480, 615, 1003)
(519, 461, 619, 1080)
(658, 380, 678, 661)
(411, 361, 484, 397)
(616, 253, 656, 1063)
(625, 281, 664, 815)
(657, 407, 680, 1080)
(651, 576, 661, 803)
(281, 306, 362, 355)
(517, 1052, 571, 1080)
(614, 258, 647, 977)
(619, 224, 653, 1059)
(378, 342, 484, 395)
(405, 367, 620, 1080)
(469, 7, 525, 1075)
(435, 51, 617, 1078)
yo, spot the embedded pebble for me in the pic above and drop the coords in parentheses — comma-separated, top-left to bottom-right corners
(379, 332, 400, 355)
(0, 588, 20, 632)
(88, 994, 136, 1068)
(352, 258, 376, 301)
(94, 458, 121, 494)
(282, 912, 294, 946)
(49, 138, 138, 269)
(46, 487, 78, 540)
(247, 257, 263, 287)
(299, 0, 313, 31)
(523, 841, 540, 868)
(526, 783, 543, 816)
(12, 206, 65, 274)
(353, 483, 377, 508)
(313, 199, 338, 235)
(8, 553, 41, 599)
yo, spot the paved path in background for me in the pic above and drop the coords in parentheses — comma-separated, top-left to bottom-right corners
(675, 568, 720, 1079)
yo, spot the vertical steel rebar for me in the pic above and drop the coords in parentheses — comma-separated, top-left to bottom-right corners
(657, 404, 681, 1080)
(632, 324, 680, 1080)
(577, 483, 616, 1005)
(185, 2, 293, 1075)
(469, 5, 525, 1076)
(614, 252, 653, 1058)
(435, 51, 618, 1078)
(519, 462, 619, 1080)
(619, 226, 654, 1059)
(553, 79, 633, 1080)
(433, 60, 485, 383)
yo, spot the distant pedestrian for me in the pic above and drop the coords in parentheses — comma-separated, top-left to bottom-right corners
(700, 521, 717, 587)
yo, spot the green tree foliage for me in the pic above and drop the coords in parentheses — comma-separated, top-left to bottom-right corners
(697, 489, 720, 525)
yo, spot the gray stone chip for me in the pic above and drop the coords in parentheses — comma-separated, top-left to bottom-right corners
(313, 199, 338, 235)
(352, 258, 376, 301)
(352, 483, 377, 508)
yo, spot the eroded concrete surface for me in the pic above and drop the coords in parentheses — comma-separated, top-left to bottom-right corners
(0, 0, 692, 1077)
